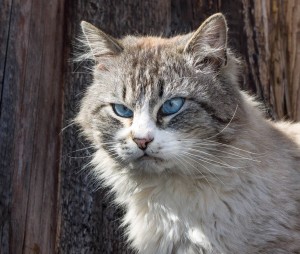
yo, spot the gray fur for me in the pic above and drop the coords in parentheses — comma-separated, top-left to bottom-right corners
(76, 13, 300, 254)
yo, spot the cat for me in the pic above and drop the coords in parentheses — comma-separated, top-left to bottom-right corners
(75, 13, 300, 254)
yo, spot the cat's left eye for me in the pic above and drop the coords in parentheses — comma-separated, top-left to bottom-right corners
(112, 104, 133, 118)
(160, 97, 185, 116)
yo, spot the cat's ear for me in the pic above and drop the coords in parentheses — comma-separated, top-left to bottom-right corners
(80, 21, 123, 60)
(184, 13, 228, 71)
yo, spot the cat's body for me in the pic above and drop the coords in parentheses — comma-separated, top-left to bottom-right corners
(76, 14, 300, 254)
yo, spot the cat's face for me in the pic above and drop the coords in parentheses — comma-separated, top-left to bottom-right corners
(76, 14, 244, 176)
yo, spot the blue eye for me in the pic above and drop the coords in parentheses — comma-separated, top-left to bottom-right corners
(112, 104, 133, 118)
(161, 97, 185, 116)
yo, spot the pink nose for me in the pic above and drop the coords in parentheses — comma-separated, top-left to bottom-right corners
(133, 137, 154, 150)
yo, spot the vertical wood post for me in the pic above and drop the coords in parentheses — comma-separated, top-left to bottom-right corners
(0, 0, 65, 253)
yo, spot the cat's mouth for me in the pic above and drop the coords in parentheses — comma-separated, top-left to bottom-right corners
(138, 153, 164, 162)
(140, 154, 154, 160)
(129, 152, 172, 173)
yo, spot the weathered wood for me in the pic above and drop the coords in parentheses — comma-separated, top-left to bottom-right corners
(0, 0, 65, 253)
(243, 0, 300, 120)
(0, 0, 13, 252)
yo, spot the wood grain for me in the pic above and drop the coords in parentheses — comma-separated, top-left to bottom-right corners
(242, 0, 300, 120)
(0, 0, 14, 251)
(0, 0, 65, 253)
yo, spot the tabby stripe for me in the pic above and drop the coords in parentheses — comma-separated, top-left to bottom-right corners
(91, 105, 106, 115)
(122, 86, 127, 101)
(192, 99, 230, 124)
(158, 79, 164, 98)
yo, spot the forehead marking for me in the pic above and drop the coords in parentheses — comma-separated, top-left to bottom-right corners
(122, 85, 127, 101)
(158, 79, 164, 98)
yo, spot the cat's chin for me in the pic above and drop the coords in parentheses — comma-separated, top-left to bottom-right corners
(128, 155, 173, 174)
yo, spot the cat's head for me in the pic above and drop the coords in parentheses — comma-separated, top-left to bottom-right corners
(76, 13, 246, 176)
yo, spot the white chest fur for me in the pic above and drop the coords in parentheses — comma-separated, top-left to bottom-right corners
(121, 175, 236, 254)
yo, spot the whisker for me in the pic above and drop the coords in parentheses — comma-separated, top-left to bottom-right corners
(187, 145, 261, 162)
(101, 141, 119, 145)
(64, 145, 96, 155)
(172, 155, 208, 187)
(180, 153, 226, 186)
(177, 139, 261, 158)
(167, 105, 238, 143)
(76, 160, 93, 175)
(178, 154, 219, 196)
(182, 150, 229, 167)
(61, 121, 77, 133)
(192, 140, 260, 155)
(67, 155, 94, 159)
(184, 148, 241, 168)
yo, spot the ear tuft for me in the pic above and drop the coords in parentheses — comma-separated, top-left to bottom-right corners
(78, 21, 123, 61)
(184, 13, 228, 72)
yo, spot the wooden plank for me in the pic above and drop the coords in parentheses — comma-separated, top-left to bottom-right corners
(242, 0, 300, 120)
(0, 0, 65, 253)
(285, 0, 300, 120)
(0, 0, 18, 253)
(0, 0, 13, 103)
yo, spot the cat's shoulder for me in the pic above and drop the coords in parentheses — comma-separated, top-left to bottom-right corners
(273, 121, 300, 146)
(241, 91, 300, 146)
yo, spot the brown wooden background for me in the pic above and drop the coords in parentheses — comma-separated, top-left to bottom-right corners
(0, 0, 299, 253)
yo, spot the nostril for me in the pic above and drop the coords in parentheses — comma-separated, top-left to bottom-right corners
(133, 137, 154, 150)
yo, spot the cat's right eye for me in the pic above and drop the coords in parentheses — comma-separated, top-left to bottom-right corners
(112, 104, 133, 118)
